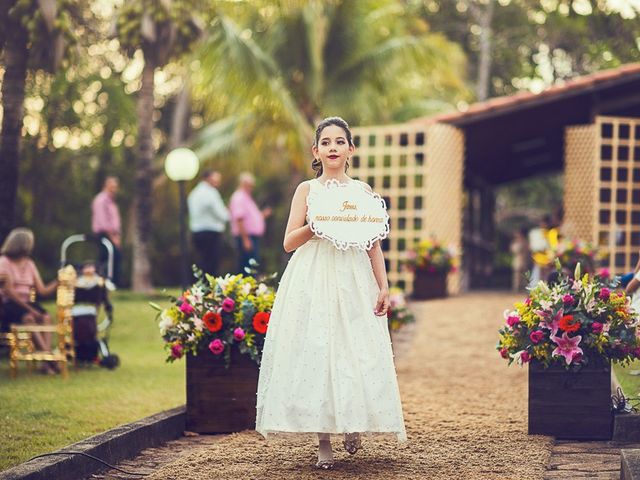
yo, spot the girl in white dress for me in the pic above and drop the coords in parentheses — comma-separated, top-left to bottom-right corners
(255, 117, 407, 470)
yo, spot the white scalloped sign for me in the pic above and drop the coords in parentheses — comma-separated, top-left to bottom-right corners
(307, 179, 390, 251)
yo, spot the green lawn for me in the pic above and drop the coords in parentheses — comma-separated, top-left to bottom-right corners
(615, 361, 640, 399)
(0, 290, 184, 472)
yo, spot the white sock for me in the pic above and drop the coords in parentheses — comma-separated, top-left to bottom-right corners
(317, 433, 333, 462)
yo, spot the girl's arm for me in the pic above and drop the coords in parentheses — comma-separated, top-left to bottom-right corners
(367, 241, 390, 316)
(283, 182, 314, 253)
(626, 256, 640, 295)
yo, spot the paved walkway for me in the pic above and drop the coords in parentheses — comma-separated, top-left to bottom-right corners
(90, 292, 560, 479)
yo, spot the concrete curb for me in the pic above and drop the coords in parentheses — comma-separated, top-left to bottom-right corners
(621, 449, 640, 480)
(615, 414, 640, 442)
(0, 405, 186, 480)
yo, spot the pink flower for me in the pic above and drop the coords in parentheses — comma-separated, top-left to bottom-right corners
(179, 302, 194, 315)
(221, 297, 235, 312)
(520, 351, 532, 363)
(233, 327, 246, 341)
(598, 268, 611, 279)
(536, 308, 563, 335)
(529, 330, 545, 344)
(599, 288, 611, 301)
(550, 332, 583, 365)
(506, 315, 520, 328)
(171, 343, 183, 359)
(525, 297, 532, 305)
(499, 348, 509, 359)
(562, 295, 575, 305)
(209, 339, 225, 355)
(591, 322, 603, 334)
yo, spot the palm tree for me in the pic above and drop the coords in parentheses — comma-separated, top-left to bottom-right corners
(191, 0, 468, 168)
(0, 0, 73, 240)
(114, 0, 203, 292)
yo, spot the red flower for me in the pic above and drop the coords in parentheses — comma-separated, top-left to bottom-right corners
(253, 311, 270, 334)
(559, 314, 580, 333)
(203, 311, 223, 332)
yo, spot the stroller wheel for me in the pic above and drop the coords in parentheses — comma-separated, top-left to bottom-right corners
(100, 354, 120, 370)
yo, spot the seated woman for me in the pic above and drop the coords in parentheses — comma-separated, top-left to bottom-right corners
(0, 228, 58, 374)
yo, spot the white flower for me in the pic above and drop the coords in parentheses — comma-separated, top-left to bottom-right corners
(216, 274, 232, 291)
(159, 310, 174, 335)
(187, 333, 196, 343)
(257, 283, 268, 295)
(539, 299, 553, 311)
(190, 286, 204, 304)
(178, 322, 191, 332)
(242, 282, 252, 296)
(193, 316, 204, 332)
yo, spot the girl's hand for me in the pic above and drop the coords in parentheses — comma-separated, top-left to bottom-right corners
(374, 288, 390, 317)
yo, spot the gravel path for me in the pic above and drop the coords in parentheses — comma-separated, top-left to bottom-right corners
(145, 292, 553, 480)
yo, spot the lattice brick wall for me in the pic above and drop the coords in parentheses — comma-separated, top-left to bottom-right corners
(563, 125, 597, 243)
(350, 123, 429, 292)
(593, 116, 640, 275)
(425, 123, 465, 294)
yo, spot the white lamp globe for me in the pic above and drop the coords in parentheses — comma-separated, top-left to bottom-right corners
(164, 148, 200, 182)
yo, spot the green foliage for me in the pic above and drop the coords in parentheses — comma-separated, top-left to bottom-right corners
(5, 0, 82, 71)
(115, 0, 205, 64)
(192, 0, 469, 169)
(417, 0, 640, 98)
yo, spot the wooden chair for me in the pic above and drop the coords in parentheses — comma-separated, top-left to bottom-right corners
(8, 265, 77, 379)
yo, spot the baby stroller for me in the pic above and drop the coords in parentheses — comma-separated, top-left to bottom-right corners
(61, 234, 120, 369)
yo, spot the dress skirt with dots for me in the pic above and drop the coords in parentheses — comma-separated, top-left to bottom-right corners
(255, 234, 407, 442)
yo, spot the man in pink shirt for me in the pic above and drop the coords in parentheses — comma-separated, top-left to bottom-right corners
(229, 172, 271, 273)
(91, 176, 122, 285)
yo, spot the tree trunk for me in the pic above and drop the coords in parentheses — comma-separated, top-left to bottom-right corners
(0, 16, 28, 241)
(475, 0, 494, 102)
(131, 55, 156, 292)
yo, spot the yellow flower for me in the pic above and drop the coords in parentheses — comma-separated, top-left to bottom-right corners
(533, 345, 550, 360)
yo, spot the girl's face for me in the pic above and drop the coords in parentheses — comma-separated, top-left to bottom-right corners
(312, 124, 355, 172)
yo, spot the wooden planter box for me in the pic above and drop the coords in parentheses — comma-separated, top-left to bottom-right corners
(412, 270, 448, 300)
(528, 356, 612, 440)
(186, 345, 259, 433)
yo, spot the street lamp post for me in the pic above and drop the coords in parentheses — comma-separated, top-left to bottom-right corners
(165, 148, 199, 290)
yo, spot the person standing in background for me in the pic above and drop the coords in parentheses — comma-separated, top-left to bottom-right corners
(92, 176, 122, 286)
(187, 170, 229, 276)
(510, 228, 530, 292)
(528, 216, 551, 286)
(229, 172, 272, 273)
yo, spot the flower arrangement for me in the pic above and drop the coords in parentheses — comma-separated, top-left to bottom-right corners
(387, 287, 415, 331)
(153, 270, 276, 367)
(533, 237, 602, 274)
(497, 264, 640, 368)
(403, 237, 456, 274)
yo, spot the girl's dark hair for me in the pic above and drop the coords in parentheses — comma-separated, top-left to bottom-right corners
(312, 116, 354, 178)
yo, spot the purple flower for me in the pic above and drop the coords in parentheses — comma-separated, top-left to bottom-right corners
(209, 339, 225, 355)
(591, 322, 603, 334)
(562, 295, 575, 305)
(529, 330, 545, 344)
(599, 288, 611, 301)
(221, 297, 235, 313)
(233, 327, 246, 341)
(170, 343, 183, 359)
